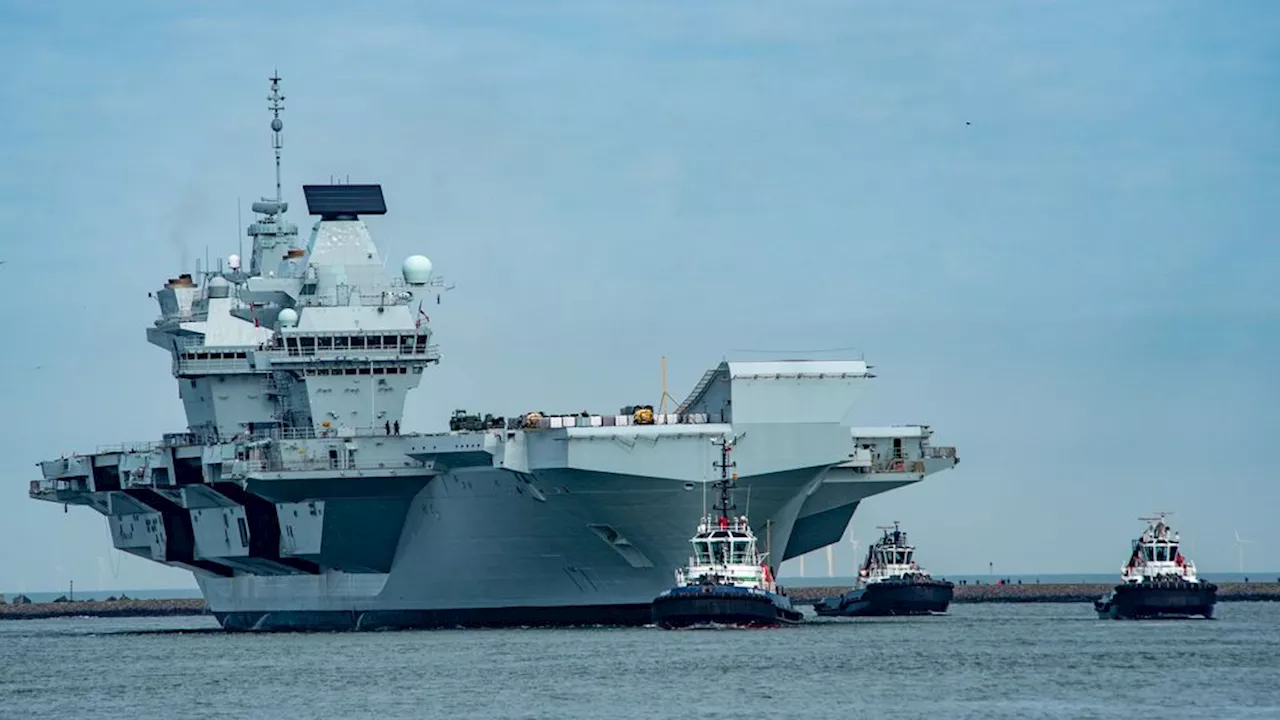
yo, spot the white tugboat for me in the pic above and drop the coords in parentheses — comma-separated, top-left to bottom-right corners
(651, 437, 803, 629)
(1094, 512, 1217, 620)
(813, 521, 953, 617)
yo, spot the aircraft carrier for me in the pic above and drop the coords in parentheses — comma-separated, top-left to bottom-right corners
(28, 76, 959, 631)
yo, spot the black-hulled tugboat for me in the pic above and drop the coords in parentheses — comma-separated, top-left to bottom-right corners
(813, 522, 953, 617)
(651, 436, 803, 629)
(1095, 512, 1217, 620)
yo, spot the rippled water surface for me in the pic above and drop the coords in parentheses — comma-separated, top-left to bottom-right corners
(2, 603, 1278, 719)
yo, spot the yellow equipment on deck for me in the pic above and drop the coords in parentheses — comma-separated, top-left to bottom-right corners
(633, 405, 655, 425)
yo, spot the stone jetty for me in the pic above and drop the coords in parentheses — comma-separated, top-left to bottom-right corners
(0, 598, 208, 621)
(786, 582, 1280, 606)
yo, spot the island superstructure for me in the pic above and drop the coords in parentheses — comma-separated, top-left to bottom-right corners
(27, 76, 960, 630)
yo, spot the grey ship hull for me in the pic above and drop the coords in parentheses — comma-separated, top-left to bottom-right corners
(36, 413, 959, 631)
(198, 454, 866, 630)
(203, 467, 719, 630)
(204, 465, 722, 630)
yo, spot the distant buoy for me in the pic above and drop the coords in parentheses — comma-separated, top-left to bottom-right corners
(402, 255, 433, 285)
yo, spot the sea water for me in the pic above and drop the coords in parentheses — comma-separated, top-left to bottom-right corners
(1, 603, 1277, 719)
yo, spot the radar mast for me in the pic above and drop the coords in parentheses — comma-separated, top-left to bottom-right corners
(269, 72, 285, 203)
(246, 73, 298, 278)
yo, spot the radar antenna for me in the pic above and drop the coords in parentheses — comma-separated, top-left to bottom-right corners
(1139, 511, 1173, 533)
(875, 521, 903, 545)
(268, 72, 285, 202)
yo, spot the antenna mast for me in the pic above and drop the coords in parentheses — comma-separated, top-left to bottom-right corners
(268, 72, 285, 202)
(711, 435, 738, 525)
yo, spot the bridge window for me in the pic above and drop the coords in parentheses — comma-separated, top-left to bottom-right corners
(695, 541, 711, 564)
(717, 542, 731, 564)
(236, 517, 249, 547)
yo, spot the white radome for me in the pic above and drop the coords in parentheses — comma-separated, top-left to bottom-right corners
(228, 254, 241, 270)
(402, 255, 433, 285)
(278, 308, 299, 328)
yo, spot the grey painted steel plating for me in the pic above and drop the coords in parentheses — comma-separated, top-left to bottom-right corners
(28, 75, 960, 629)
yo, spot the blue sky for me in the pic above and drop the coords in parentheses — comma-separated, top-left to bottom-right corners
(0, 0, 1276, 592)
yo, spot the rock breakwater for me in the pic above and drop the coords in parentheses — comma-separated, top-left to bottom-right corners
(0, 598, 208, 621)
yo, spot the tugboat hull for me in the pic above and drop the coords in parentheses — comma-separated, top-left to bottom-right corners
(813, 578, 954, 617)
(1094, 581, 1217, 620)
(652, 585, 803, 629)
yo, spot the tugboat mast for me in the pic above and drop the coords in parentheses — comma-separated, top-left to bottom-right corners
(711, 436, 738, 527)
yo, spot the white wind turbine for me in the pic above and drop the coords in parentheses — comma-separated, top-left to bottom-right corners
(849, 528, 860, 577)
(823, 520, 857, 577)
(1234, 530, 1254, 574)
